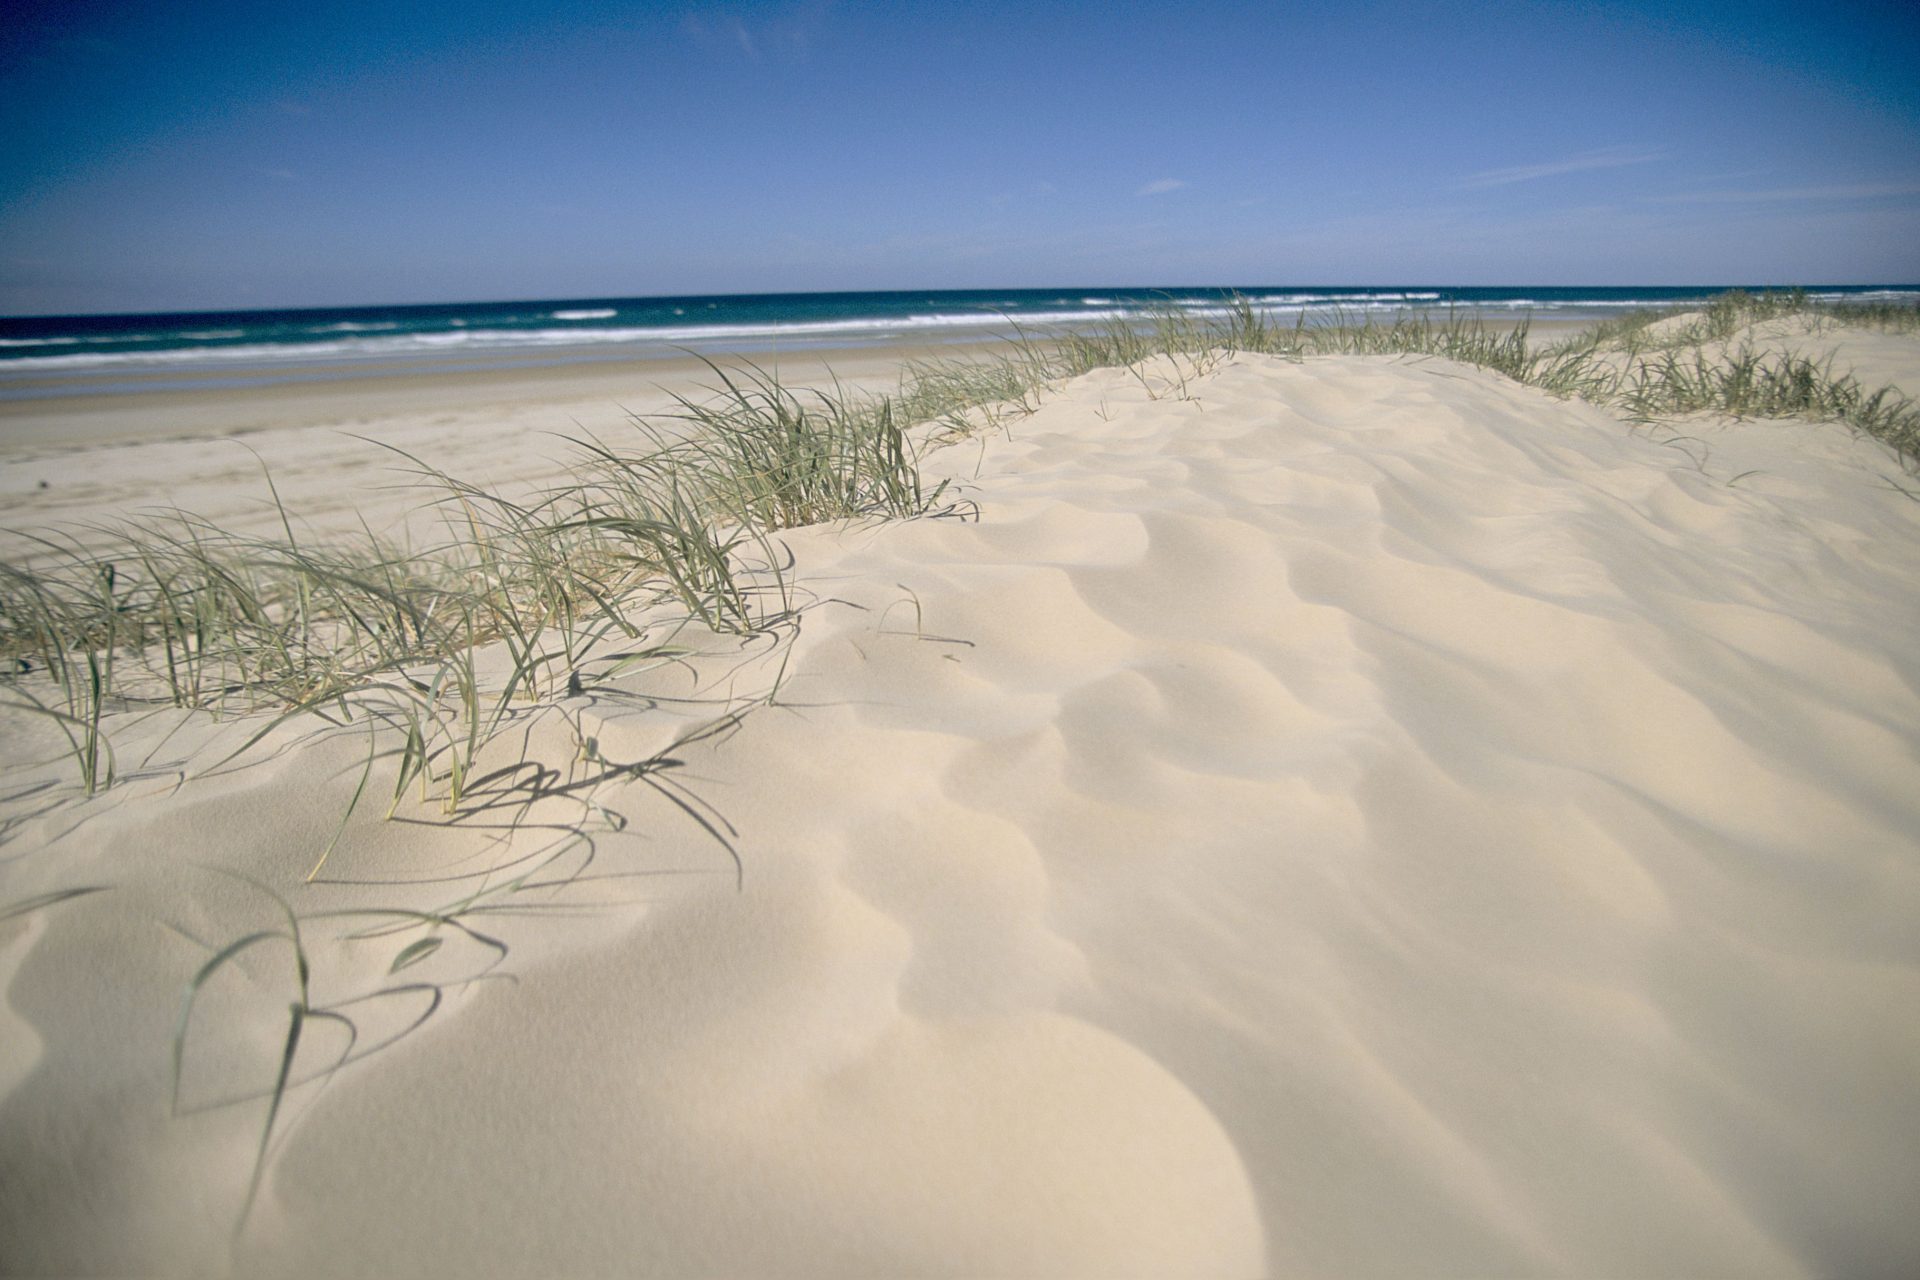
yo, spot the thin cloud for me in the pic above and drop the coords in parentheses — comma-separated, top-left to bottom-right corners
(682, 14, 759, 59)
(680, 2, 833, 61)
(1645, 181, 1920, 204)
(1136, 178, 1186, 197)
(727, 17, 758, 60)
(1463, 146, 1661, 188)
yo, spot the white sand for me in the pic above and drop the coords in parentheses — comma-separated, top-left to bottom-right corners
(3, 328, 1919, 1276)
(0, 349, 940, 558)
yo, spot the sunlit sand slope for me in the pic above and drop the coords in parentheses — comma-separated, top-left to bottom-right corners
(4, 348, 1917, 1276)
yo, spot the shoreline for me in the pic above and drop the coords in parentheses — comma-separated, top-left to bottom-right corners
(0, 317, 1604, 452)
(0, 339, 1019, 453)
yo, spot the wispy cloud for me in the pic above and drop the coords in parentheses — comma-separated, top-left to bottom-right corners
(1644, 181, 1920, 204)
(1136, 178, 1186, 197)
(680, 2, 834, 61)
(727, 17, 759, 59)
(1462, 145, 1661, 189)
(681, 14, 759, 59)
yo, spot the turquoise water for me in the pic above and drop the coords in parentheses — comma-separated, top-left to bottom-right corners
(4, 285, 1915, 397)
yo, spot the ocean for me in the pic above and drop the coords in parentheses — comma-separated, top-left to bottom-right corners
(4, 285, 1916, 399)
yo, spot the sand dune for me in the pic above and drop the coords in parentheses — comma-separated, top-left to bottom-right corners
(3, 336, 1919, 1275)
(1633, 310, 1920, 397)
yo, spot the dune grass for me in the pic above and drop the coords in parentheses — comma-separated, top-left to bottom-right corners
(1573, 288, 1920, 355)
(0, 358, 961, 801)
(1554, 291, 1920, 455)
(4, 289, 1915, 805)
(946, 288, 1920, 461)
(1616, 346, 1920, 456)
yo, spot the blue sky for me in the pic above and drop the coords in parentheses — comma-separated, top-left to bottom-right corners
(3, 0, 1917, 314)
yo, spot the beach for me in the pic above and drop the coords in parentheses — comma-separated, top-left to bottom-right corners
(0, 343, 1003, 559)
(3, 304, 1919, 1276)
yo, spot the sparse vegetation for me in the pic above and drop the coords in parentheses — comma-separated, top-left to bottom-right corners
(4, 288, 1915, 801)
(0, 361, 966, 801)
(961, 288, 1920, 460)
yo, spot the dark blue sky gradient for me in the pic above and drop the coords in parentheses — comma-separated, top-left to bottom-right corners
(3, 0, 1917, 314)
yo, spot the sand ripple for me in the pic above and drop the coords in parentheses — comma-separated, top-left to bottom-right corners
(4, 349, 1918, 1275)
